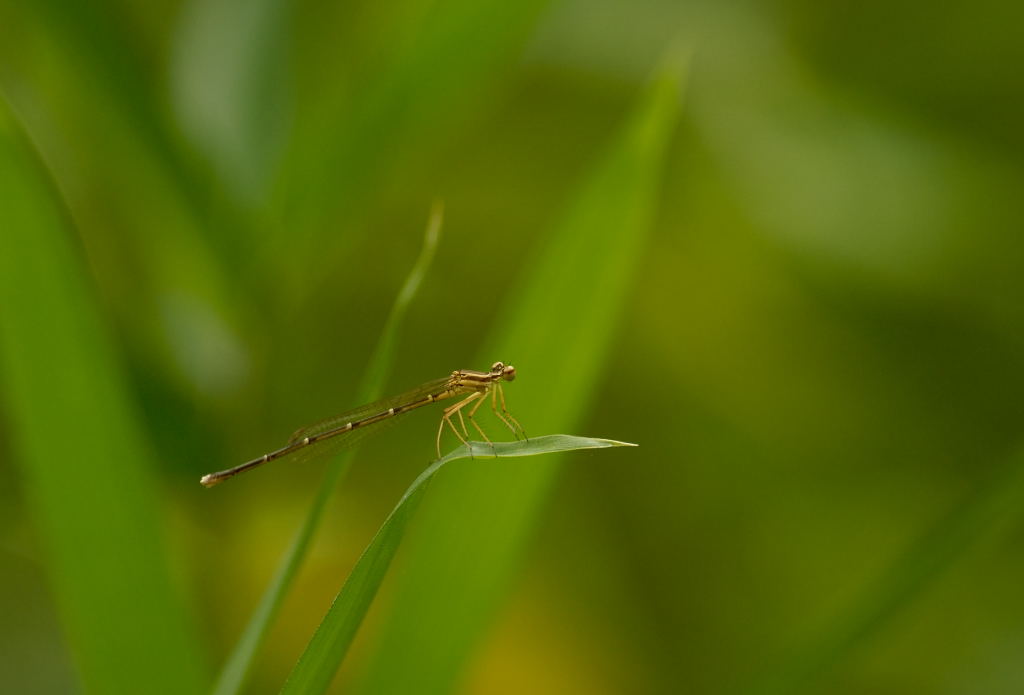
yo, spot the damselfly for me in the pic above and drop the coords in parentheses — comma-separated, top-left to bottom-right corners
(200, 362, 523, 487)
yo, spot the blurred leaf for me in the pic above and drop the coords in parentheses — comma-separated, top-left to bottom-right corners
(745, 446, 1024, 695)
(690, 6, 1024, 309)
(272, 0, 552, 291)
(0, 101, 206, 693)
(2, 3, 257, 400)
(354, 48, 687, 695)
(18, 0, 214, 221)
(280, 437, 636, 695)
(210, 204, 443, 695)
(171, 0, 291, 202)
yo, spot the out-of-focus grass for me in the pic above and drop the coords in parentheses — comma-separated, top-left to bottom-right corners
(352, 48, 687, 695)
(172, 0, 291, 204)
(270, 0, 555, 296)
(744, 445, 1024, 695)
(0, 101, 206, 694)
(210, 204, 442, 695)
(18, 0, 208, 211)
(282, 437, 636, 695)
(4, 0, 1022, 692)
(3, 1, 252, 411)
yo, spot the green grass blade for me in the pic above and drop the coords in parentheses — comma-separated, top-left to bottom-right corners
(279, 436, 636, 695)
(354, 48, 688, 695)
(210, 205, 443, 695)
(0, 101, 206, 693)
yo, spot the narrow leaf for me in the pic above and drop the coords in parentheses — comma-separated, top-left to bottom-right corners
(280, 437, 636, 695)
(353, 48, 687, 695)
(210, 204, 442, 695)
(0, 99, 206, 694)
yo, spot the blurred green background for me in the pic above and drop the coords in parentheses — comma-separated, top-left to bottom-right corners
(2, 0, 1024, 693)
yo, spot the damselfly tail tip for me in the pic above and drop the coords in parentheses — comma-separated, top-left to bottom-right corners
(199, 473, 221, 488)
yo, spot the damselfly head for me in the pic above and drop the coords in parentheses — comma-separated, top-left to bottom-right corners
(491, 361, 516, 381)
